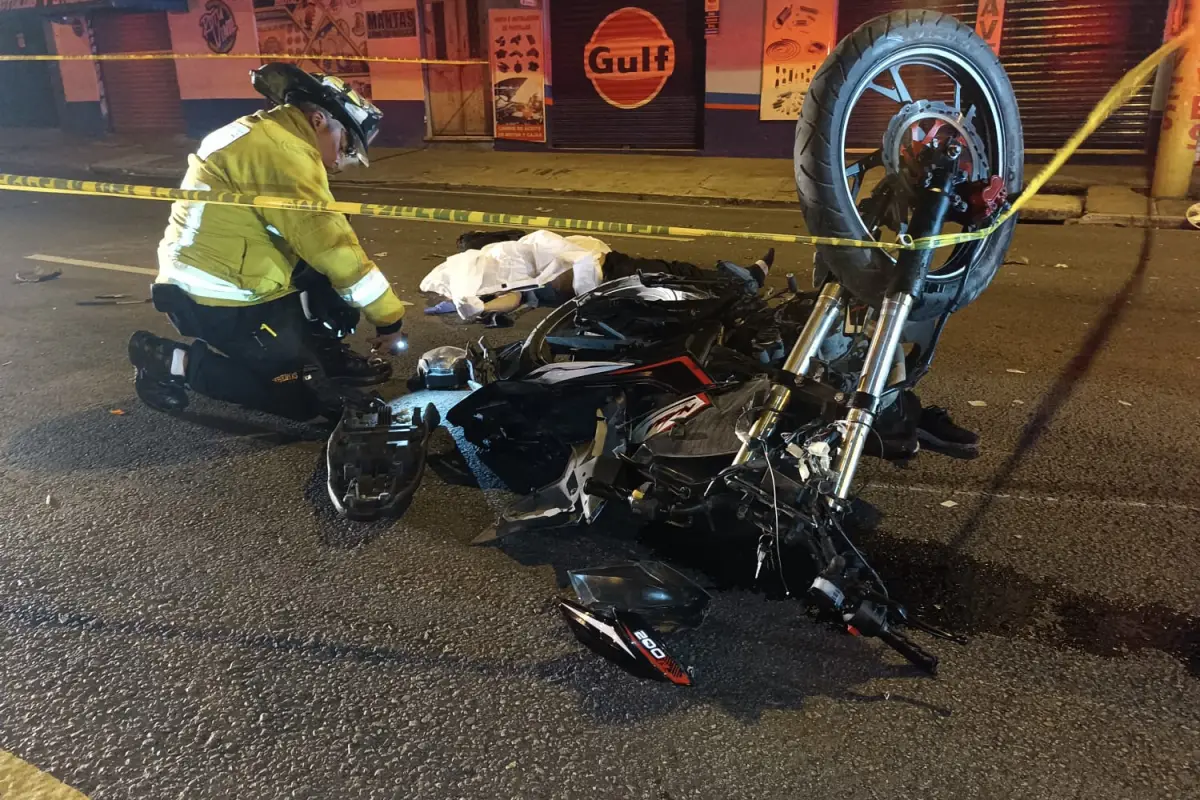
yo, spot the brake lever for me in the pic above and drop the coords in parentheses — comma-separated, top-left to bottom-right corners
(904, 615, 969, 645)
(862, 590, 969, 645)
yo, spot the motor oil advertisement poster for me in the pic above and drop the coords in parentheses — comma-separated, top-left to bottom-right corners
(254, 0, 372, 98)
(488, 9, 546, 142)
(760, 1, 837, 121)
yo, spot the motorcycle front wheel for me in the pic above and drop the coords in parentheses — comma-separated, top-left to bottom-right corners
(795, 10, 1024, 321)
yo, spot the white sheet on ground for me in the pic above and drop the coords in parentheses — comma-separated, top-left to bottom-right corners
(419, 230, 610, 319)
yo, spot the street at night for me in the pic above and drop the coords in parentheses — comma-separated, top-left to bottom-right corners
(0, 186, 1197, 799)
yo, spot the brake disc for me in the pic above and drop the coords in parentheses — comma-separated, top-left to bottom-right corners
(881, 99, 989, 182)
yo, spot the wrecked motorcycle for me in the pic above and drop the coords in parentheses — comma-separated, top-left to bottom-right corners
(445, 10, 1022, 680)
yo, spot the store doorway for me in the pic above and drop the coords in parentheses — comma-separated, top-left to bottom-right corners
(420, 0, 492, 139)
(0, 15, 60, 128)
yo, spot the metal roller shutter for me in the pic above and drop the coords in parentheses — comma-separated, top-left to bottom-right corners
(834, 1, 1169, 153)
(549, 0, 705, 150)
(91, 11, 185, 135)
(1000, 0, 1169, 152)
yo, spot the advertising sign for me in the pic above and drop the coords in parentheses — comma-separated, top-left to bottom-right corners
(254, 0, 371, 97)
(488, 9, 545, 141)
(583, 6, 674, 110)
(759, 0, 837, 121)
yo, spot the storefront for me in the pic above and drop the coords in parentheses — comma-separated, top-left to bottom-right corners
(3, 0, 1180, 160)
(0, 0, 188, 135)
(496, 0, 1175, 159)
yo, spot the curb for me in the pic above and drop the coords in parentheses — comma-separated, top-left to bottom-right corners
(3, 159, 1163, 226)
(79, 165, 1100, 222)
(1070, 212, 1192, 229)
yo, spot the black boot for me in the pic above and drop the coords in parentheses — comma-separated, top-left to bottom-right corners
(917, 405, 980, 459)
(865, 390, 920, 463)
(128, 331, 189, 413)
(312, 339, 393, 387)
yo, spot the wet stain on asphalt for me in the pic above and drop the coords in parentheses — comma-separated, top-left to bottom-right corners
(641, 521, 1200, 677)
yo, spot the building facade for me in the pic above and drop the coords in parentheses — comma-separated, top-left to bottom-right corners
(0, 0, 1186, 159)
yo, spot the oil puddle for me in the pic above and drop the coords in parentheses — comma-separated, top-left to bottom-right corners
(642, 521, 1199, 677)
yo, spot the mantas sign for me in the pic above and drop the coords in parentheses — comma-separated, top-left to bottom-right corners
(583, 6, 675, 110)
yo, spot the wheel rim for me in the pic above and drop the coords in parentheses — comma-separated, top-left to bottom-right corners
(835, 45, 1008, 283)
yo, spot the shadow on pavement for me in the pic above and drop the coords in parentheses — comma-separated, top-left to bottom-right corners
(487, 499, 1199, 688)
(949, 228, 1156, 551)
(4, 399, 321, 472)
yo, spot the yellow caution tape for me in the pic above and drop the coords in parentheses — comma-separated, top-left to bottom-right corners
(0, 52, 487, 66)
(0, 25, 1193, 253)
(0, 173, 905, 251)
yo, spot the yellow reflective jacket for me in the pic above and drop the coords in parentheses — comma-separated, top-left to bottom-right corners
(156, 104, 404, 329)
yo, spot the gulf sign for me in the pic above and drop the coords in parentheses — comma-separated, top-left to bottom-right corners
(584, 7, 676, 110)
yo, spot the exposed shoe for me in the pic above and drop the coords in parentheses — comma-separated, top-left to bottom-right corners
(866, 390, 920, 462)
(314, 340, 393, 387)
(863, 431, 920, 462)
(917, 405, 980, 459)
(128, 331, 189, 413)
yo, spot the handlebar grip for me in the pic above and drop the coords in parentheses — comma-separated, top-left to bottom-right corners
(878, 628, 939, 675)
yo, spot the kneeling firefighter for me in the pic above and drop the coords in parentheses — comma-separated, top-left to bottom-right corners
(128, 63, 408, 420)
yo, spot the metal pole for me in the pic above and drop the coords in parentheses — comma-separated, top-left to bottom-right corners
(1152, 0, 1200, 198)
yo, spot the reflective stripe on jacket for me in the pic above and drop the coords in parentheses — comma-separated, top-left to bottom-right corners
(156, 105, 404, 328)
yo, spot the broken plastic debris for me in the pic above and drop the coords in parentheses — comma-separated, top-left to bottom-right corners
(45, 494, 53, 505)
(1117, 400, 1133, 407)
(110, 409, 126, 416)
(940, 500, 958, 508)
(14, 267, 61, 284)
(967, 400, 988, 407)
(1005, 369, 1026, 374)
(1012, 399, 1025, 405)
(373, 252, 388, 258)
(1053, 263, 1070, 269)
(0, 361, 10, 367)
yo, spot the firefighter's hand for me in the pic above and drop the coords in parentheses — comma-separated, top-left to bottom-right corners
(369, 330, 409, 357)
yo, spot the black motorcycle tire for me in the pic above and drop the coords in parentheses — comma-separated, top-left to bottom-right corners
(795, 10, 1024, 322)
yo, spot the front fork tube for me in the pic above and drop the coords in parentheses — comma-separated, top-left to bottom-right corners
(830, 294, 913, 499)
(733, 281, 847, 466)
(831, 163, 959, 501)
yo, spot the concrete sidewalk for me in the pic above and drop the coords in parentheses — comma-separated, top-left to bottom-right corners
(0, 129, 1196, 225)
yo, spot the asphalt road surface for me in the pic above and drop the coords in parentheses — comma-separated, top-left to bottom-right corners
(0, 186, 1197, 800)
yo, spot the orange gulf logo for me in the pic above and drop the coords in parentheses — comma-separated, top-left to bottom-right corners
(584, 7, 676, 110)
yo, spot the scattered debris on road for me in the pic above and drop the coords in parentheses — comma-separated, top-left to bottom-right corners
(14, 267, 61, 283)
(1053, 263, 1070, 269)
(1118, 400, 1133, 407)
(374, 252, 388, 258)
(1003, 256, 1030, 265)
(940, 500, 959, 508)
(110, 409, 126, 416)
(1012, 399, 1025, 405)
(1006, 368, 1026, 374)
(968, 400, 988, 407)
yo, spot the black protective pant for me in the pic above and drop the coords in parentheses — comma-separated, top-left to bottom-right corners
(163, 268, 359, 420)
